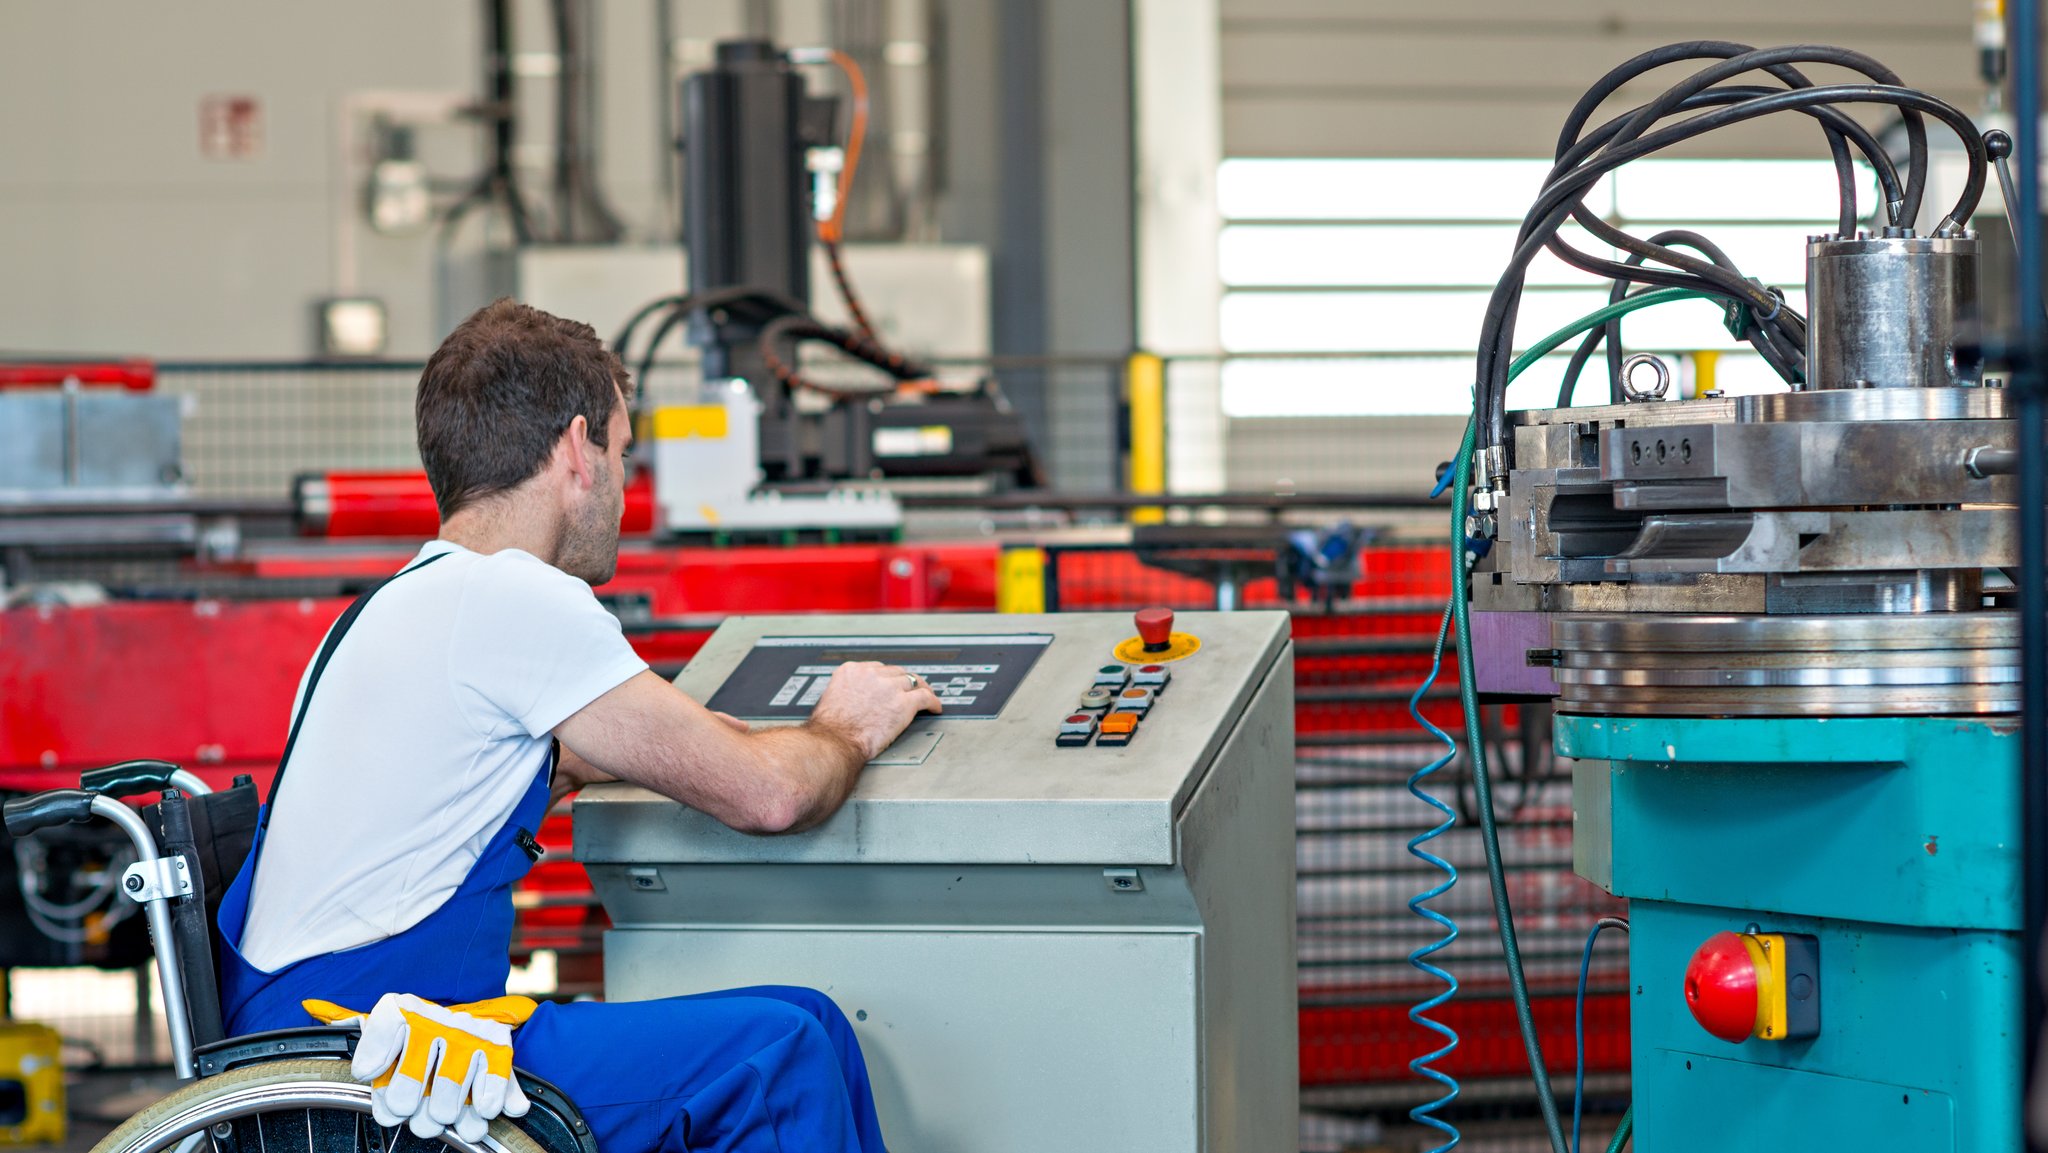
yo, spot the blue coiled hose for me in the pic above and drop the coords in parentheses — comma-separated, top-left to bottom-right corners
(1404, 605, 1463, 1151)
(1405, 290, 1713, 1150)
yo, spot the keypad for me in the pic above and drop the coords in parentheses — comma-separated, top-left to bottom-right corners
(1060, 661, 1182, 747)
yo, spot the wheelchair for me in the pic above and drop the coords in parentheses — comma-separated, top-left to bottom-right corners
(3, 762, 595, 1153)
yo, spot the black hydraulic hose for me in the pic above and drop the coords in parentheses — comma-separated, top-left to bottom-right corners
(612, 293, 689, 360)
(1551, 41, 1891, 234)
(1549, 89, 1905, 302)
(1602, 233, 1742, 401)
(1538, 91, 1896, 335)
(1570, 83, 1907, 212)
(1553, 236, 1742, 407)
(2014, 2, 2048, 1146)
(1541, 84, 1981, 311)
(1557, 325, 1607, 409)
(1544, 86, 1904, 313)
(634, 306, 692, 391)
(1478, 83, 1987, 454)
(1544, 210, 1777, 307)
(1559, 42, 1927, 227)
(619, 287, 811, 393)
(757, 314, 936, 399)
(1485, 45, 1962, 444)
(614, 287, 808, 361)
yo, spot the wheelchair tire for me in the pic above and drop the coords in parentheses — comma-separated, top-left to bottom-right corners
(91, 1059, 551, 1153)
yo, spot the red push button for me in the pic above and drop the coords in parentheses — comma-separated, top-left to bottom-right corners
(1683, 929, 1820, 1043)
(1684, 931, 1761, 1043)
(1135, 607, 1174, 652)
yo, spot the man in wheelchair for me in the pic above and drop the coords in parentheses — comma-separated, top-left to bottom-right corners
(216, 300, 939, 1153)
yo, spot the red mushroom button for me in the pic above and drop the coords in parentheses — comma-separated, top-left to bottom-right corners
(1684, 931, 1762, 1043)
(1135, 607, 1175, 652)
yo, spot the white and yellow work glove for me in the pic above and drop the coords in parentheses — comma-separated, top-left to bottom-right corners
(304, 994, 536, 1141)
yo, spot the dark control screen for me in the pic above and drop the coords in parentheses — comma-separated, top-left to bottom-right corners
(706, 634, 1054, 721)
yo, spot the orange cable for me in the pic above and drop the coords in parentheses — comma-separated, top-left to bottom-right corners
(820, 49, 867, 246)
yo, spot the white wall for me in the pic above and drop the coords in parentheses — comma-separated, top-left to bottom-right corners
(0, 2, 481, 359)
(0, 0, 859, 361)
(1220, 0, 1981, 158)
(1214, 0, 1987, 495)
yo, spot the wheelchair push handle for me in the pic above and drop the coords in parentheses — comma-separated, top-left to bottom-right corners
(4, 788, 98, 838)
(5, 785, 198, 1079)
(81, 759, 213, 798)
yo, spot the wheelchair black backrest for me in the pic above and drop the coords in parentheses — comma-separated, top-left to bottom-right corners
(151, 778, 260, 1048)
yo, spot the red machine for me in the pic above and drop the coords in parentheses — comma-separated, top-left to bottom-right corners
(0, 361, 155, 391)
(0, 387, 1624, 1100)
(292, 471, 657, 540)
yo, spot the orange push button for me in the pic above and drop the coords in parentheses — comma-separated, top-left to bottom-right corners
(1097, 711, 1139, 746)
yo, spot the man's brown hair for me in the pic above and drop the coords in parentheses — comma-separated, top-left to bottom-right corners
(415, 299, 629, 519)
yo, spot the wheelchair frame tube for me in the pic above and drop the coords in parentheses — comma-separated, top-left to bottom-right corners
(93, 796, 198, 1080)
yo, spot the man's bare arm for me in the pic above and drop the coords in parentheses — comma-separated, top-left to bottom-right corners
(553, 665, 941, 834)
(547, 712, 749, 812)
(549, 744, 610, 813)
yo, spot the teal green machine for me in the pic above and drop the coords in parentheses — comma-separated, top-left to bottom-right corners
(1564, 712, 2017, 1148)
(1454, 39, 2021, 1152)
(1469, 335, 2022, 1152)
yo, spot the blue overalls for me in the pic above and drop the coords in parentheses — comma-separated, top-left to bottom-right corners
(217, 730, 889, 1153)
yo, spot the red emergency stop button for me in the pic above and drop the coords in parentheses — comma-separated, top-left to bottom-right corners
(1684, 931, 1761, 1042)
(1135, 607, 1174, 652)
(1683, 929, 1821, 1044)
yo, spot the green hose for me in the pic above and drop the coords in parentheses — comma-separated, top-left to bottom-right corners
(1606, 1106, 1635, 1152)
(1452, 287, 1713, 1153)
(1510, 288, 1711, 376)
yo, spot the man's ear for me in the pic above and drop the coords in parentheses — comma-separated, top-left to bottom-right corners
(559, 414, 596, 491)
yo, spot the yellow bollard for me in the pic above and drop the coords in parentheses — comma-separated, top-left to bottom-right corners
(997, 547, 1048, 614)
(1126, 352, 1166, 525)
(1693, 349, 1720, 398)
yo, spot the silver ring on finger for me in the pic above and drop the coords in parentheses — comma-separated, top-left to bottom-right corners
(905, 672, 920, 689)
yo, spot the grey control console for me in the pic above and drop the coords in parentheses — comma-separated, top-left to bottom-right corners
(576, 610, 1297, 1152)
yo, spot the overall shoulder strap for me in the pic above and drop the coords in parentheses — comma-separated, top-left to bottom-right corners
(262, 550, 450, 828)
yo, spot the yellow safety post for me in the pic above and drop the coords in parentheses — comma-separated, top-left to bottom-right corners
(1693, 349, 1720, 398)
(997, 547, 1048, 614)
(1126, 352, 1166, 525)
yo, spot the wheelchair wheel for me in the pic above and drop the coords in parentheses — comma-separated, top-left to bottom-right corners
(91, 1059, 550, 1153)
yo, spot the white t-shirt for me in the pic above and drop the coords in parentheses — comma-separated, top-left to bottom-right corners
(238, 540, 649, 971)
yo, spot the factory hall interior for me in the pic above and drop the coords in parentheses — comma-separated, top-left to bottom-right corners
(9, 1, 2048, 1150)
